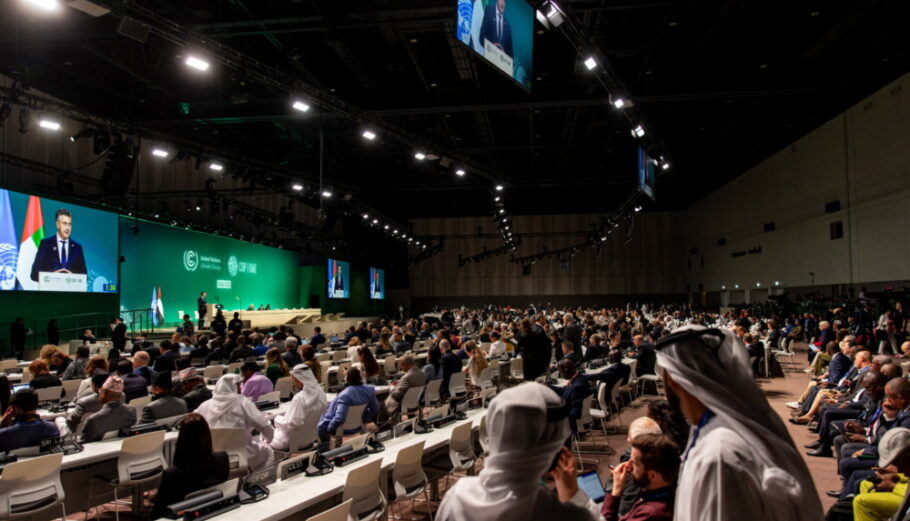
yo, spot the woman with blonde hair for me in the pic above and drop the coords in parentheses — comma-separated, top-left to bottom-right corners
(74, 356, 109, 400)
(462, 340, 489, 386)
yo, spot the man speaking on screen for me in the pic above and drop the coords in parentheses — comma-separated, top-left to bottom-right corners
(480, 0, 513, 58)
(30, 209, 88, 281)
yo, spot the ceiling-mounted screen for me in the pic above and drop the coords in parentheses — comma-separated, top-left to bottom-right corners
(328, 258, 350, 299)
(456, 0, 535, 90)
(369, 268, 385, 300)
(638, 147, 656, 201)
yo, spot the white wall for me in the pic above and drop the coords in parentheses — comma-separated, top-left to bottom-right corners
(684, 72, 910, 291)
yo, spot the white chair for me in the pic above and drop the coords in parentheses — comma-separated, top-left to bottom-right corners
(127, 396, 151, 423)
(0, 453, 66, 520)
(383, 355, 399, 378)
(424, 421, 476, 498)
(589, 382, 613, 439)
(275, 377, 294, 401)
(305, 498, 352, 521)
(61, 379, 82, 402)
(0, 359, 18, 372)
(618, 360, 638, 402)
(342, 459, 387, 521)
(391, 441, 433, 520)
(211, 428, 249, 480)
(227, 362, 243, 373)
(332, 350, 347, 363)
(36, 386, 63, 403)
(423, 379, 442, 407)
(447, 373, 467, 400)
(87, 431, 167, 521)
(510, 357, 524, 381)
(477, 415, 490, 457)
(636, 358, 662, 396)
(20, 368, 32, 384)
(608, 379, 624, 427)
(203, 365, 225, 384)
(315, 353, 331, 363)
(476, 367, 493, 390)
(319, 361, 332, 391)
(334, 403, 367, 444)
(285, 417, 321, 453)
(398, 385, 423, 422)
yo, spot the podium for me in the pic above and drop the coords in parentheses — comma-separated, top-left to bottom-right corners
(37, 272, 87, 292)
(483, 39, 514, 76)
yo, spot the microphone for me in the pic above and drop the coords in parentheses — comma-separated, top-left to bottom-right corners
(321, 445, 354, 459)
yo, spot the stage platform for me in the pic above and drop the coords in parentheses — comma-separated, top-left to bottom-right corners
(141, 313, 379, 342)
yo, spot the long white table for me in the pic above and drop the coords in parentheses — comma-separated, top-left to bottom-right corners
(210, 408, 487, 521)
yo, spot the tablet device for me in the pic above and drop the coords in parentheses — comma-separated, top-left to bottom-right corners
(577, 470, 606, 503)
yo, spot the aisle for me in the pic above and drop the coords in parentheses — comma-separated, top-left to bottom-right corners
(757, 354, 841, 510)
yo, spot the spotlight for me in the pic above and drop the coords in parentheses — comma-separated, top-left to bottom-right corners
(69, 128, 95, 143)
(383, 225, 390, 230)
(414, 152, 426, 160)
(321, 190, 332, 198)
(208, 162, 224, 172)
(184, 56, 210, 72)
(774, 281, 780, 286)
(612, 97, 626, 109)
(362, 213, 369, 219)
(756, 282, 761, 287)
(734, 284, 739, 289)
(494, 196, 501, 202)
(22, 0, 60, 11)
(661, 162, 670, 170)
(584, 56, 597, 70)
(495, 184, 504, 191)
(361, 130, 376, 140)
(501, 218, 507, 223)
(291, 183, 303, 191)
(721, 285, 726, 290)
(631, 125, 645, 138)
(291, 100, 310, 112)
(38, 118, 61, 131)
(455, 169, 465, 176)
(151, 147, 169, 158)
(372, 219, 378, 224)
(634, 205, 642, 212)
(498, 209, 504, 214)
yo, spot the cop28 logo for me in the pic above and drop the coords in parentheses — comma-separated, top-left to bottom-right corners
(227, 255, 239, 277)
(183, 250, 199, 272)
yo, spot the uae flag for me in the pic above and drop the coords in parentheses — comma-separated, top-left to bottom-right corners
(152, 286, 165, 326)
(16, 196, 44, 290)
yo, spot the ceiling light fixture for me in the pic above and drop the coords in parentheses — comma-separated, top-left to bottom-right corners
(291, 183, 304, 191)
(184, 56, 210, 72)
(22, 0, 59, 11)
(151, 147, 169, 158)
(208, 162, 224, 171)
(584, 56, 598, 70)
(321, 190, 332, 198)
(631, 125, 646, 138)
(291, 100, 310, 112)
(414, 152, 426, 160)
(362, 130, 376, 140)
(38, 119, 60, 131)
(455, 169, 465, 176)
(612, 97, 625, 109)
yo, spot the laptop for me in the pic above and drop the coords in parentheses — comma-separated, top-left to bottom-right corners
(11, 384, 30, 393)
(577, 470, 606, 503)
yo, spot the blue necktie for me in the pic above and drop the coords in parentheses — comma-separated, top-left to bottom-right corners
(61, 241, 67, 266)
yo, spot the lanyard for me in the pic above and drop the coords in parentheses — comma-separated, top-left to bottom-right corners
(684, 410, 715, 460)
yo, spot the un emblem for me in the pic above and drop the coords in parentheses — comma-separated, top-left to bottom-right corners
(227, 255, 238, 277)
(183, 250, 199, 272)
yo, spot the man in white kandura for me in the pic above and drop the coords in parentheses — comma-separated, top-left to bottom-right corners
(435, 382, 596, 521)
(656, 325, 824, 521)
(270, 364, 327, 451)
(197, 373, 274, 471)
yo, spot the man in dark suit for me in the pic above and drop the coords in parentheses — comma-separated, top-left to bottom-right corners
(197, 292, 207, 330)
(111, 317, 127, 351)
(30, 208, 88, 282)
(228, 312, 243, 336)
(517, 318, 550, 381)
(628, 334, 657, 376)
(140, 372, 187, 423)
(479, 0, 513, 58)
(153, 340, 179, 373)
(590, 350, 631, 393)
(562, 314, 583, 355)
(550, 359, 592, 434)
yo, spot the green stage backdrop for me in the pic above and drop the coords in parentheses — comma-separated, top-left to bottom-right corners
(120, 218, 301, 328)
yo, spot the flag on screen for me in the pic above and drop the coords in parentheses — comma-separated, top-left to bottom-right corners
(0, 190, 19, 290)
(16, 196, 44, 291)
(155, 286, 165, 326)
